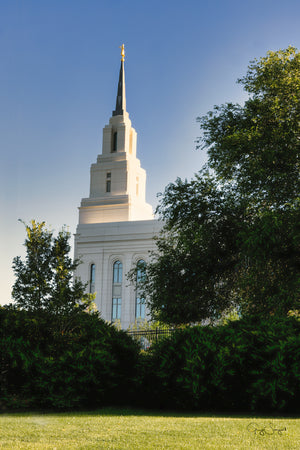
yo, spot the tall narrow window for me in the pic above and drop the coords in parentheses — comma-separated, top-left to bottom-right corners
(129, 130, 133, 154)
(106, 172, 111, 193)
(112, 131, 117, 152)
(136, 177, 139, 196)
(112, 298, 121, 320)
(136, 260, 146, 319)
(113, 260, 122, 283)
(90, 264, 95, 294)
(112, 260, 122, 321)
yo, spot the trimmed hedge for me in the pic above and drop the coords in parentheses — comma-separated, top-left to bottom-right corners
(1, 308, 299, 413)
(137, 316, 300, 412)
(0, 307, 140, 410)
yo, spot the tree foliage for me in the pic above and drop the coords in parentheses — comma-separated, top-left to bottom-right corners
(138, 47, 300, 324)
(12, 220, 94, 326)
(198, 46, 300, 208)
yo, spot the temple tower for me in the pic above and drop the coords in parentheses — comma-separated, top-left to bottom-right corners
(79, 45, 153, 225)
(74, 46, 161, 329)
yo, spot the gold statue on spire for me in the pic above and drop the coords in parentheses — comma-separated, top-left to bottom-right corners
(120, 44, 125, 62)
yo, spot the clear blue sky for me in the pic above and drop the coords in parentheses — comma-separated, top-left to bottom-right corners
(1, 0, 300, 304)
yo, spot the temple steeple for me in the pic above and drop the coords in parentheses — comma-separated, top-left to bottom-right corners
(75, 45, 161, 331)
(78, 45, 153, 224)
(113, 44, 126, 116)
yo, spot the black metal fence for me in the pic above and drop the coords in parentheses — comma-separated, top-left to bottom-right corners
(127, 328, 176, 350)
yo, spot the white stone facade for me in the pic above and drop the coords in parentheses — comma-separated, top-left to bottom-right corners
(74, 220, 161, 329)
(74, 53, 162, 329)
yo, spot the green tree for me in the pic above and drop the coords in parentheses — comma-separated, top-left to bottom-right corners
(12, 221, 53, 311)
(198, 46, 300, 317)
(198, 46, 299, 208)
(12, 220, 94, 321)
(138, 47, 300, 325)
(138, 173, 247, 324)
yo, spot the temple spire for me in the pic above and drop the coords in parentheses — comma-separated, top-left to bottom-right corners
(113, 44, 126, 116)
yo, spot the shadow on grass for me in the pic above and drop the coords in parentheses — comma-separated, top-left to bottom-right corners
(2, 406, 299, 419)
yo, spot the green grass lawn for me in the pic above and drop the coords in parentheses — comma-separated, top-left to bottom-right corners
(0, 408, 299, 449)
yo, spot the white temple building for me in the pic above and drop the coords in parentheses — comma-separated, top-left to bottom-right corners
(74, 46, 162, 329)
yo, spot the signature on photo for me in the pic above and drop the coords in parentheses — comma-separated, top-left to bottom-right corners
(247, 422, 286, 436)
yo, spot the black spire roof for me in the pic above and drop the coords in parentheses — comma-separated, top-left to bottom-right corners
(112, 59, 126, 116)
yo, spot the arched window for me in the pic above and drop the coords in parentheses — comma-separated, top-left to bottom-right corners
(136, 260, 146, 319)
(113, 260, 122, 283)
(89, 264, 95, 294)
(112, 131, 117, 152)
(112, 260, 122, 321)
